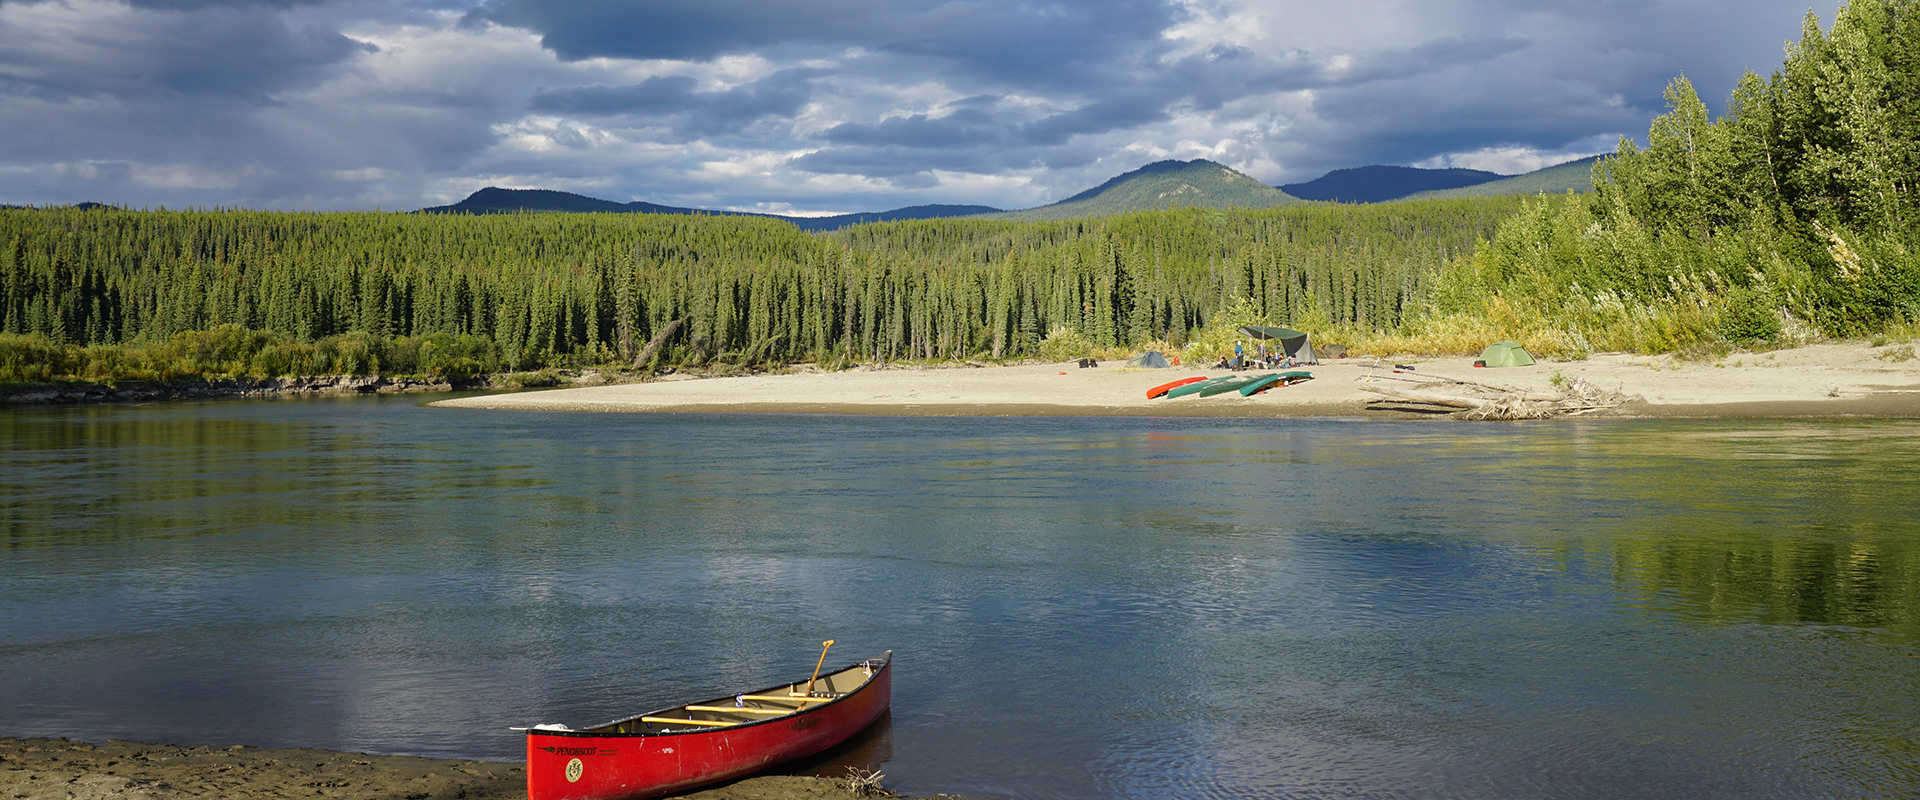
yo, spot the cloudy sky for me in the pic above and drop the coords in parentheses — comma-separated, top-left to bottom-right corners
(0, 0, 1829, 214)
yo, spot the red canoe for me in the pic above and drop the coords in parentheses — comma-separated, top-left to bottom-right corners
(1147, 376, 1207, 399)
(523, 650, 892, 800)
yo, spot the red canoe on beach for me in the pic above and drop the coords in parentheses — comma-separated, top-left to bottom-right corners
(522, 647, 892, 800)
(1147, 376, 1207, 399)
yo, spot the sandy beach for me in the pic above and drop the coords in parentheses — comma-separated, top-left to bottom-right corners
(0, 737, 938, 800)
(431, 342, 1920, 419)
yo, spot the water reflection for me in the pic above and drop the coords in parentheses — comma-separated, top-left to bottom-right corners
(1, 404, 1918, 799)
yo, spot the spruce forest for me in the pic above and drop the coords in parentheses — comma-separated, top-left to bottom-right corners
(2, 0, 1917, 385)
(0, 200, 1516, 382)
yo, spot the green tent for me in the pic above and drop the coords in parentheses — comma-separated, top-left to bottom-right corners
(1126, 350, 1171, 368)
(1477, 340, 1535, 367)
(1236, 326, 1316, 363)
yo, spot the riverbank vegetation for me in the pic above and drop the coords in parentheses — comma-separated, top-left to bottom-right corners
(1421, 0, 1919, 357)
(0, 198, 1519, 385)
(3, 0, 1915, 389)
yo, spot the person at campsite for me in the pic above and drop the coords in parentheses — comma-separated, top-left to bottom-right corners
(1233, 341, 1243, 370)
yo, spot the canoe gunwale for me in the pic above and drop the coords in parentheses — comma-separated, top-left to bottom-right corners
(527, 652, 891, 739)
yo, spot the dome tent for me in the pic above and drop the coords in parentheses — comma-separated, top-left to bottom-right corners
(1476, 341, 1535, 367)
(1126, 350, 1172, 368)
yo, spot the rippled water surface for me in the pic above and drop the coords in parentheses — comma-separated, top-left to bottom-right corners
(4, 397, 1919, 799)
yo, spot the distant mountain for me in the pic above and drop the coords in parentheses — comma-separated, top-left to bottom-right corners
(790, 203, 1004, 231)
(420, 187, 755, 217)
(421, 187, 1001, 231)
(980, 159, 1301, 221)
(2, 202, 114, 210)
(1401, 155, 1604, 200)
(1279, 165, 1504, 203)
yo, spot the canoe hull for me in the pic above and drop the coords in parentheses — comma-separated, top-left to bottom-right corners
(1147, 376, 1206, 399)
(1240, 371, 1311, 396)
(1196, 375, 1265, 396)
(526, 653, 892, 800)
(1163, 377, 1226, 398)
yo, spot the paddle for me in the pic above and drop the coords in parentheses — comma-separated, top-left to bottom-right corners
(801, 639, 835, 696)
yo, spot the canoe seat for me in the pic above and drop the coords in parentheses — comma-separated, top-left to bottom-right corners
(684, 705, 792, 716)
(639, 716, 735, 728)
(738, 693, 841, 704)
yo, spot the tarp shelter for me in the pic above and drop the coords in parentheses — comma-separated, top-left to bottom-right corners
(1126, 350, 1172, 368)
(1237, 326, 1317, 363)
(1477, 340, 1535, 367)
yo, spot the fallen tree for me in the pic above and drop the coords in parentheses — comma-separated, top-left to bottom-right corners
(1361, 373, 1628, 419)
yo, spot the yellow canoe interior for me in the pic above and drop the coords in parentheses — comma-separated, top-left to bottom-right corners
(592, 655, 886, 734)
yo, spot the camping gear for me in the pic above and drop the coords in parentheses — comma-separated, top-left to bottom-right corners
(1196, 375, 1267, 396)
(1475, 341, 1535, 367)
(521, 648, 892, 800)
(1126, 351, 1172, 368)
(1239, 371, 1313, 396)
(1164, 377, 1230, 398)
(1236, 326, 1317, 363)
(1147, 376, 1207, 399)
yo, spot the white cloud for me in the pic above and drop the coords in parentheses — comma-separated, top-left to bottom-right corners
(0, 0, 1841, 212)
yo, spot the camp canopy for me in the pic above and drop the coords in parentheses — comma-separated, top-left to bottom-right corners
(1477, 340, 1535, 367)
(1236, 326, 1316, 363)
(1126, 350, 1171, 368)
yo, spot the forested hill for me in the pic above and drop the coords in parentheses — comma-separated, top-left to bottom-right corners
(421, 187, 730, 217)
(425, 159, 1299, 227)
(980, 159, 1302, 221)
(423, 187, 1003, 232)
(1404, 156, 1601, 200)
(1279, 165, 1505, 203)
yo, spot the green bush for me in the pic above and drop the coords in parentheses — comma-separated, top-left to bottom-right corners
(315, 331, 381, 375)
(1718, 285, 1781, 346)
(163, 324, 275, 376)
(0, 333, 69, 382)
(416, 332, 499, 381)
(1038, 325, 1095, 362)
(249, 341, 318, 377)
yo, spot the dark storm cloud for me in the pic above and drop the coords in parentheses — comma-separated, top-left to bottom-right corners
(0, 1, 365, 103)
(792, 141, 1044, 179)
(474, 0, 1177, 85)
(529, 68, 822, 140)
(469, 0, 885, 61)
(0, 0, 1851, 212)
(824, 92, 1172, 150)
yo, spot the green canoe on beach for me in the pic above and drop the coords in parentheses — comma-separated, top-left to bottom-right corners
(1239, 370, 1313, 396)
(1196, 374, 1268, 396)
(1162, 377, 1230, 398)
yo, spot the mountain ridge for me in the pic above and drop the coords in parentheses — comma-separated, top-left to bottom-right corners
(1279, 165, 1506, 203)
(418, 155, 1605, 226)
(1401, 155, 1602, 200)
(421, 188, 1003, 231)
(976, 159, 1302, 221)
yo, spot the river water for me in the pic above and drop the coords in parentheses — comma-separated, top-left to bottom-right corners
(2, 396, 1917, 799)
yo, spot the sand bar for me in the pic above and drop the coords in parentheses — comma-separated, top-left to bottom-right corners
(0, 737, 945, 800)
(433, 342, 1920, 419)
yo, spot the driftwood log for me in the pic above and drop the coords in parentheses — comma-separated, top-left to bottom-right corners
(1362, 374, 1627, 419)
(1362, 385, 1492, 409)
(633, 316, 688, 370)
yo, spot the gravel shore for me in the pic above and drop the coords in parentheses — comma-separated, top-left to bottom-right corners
(0, 737, 941, 800)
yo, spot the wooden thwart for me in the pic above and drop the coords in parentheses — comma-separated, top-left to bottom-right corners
(739, 694, 834, 704)
(640, 716, 735, 727)
(684, 705, 793, 716)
